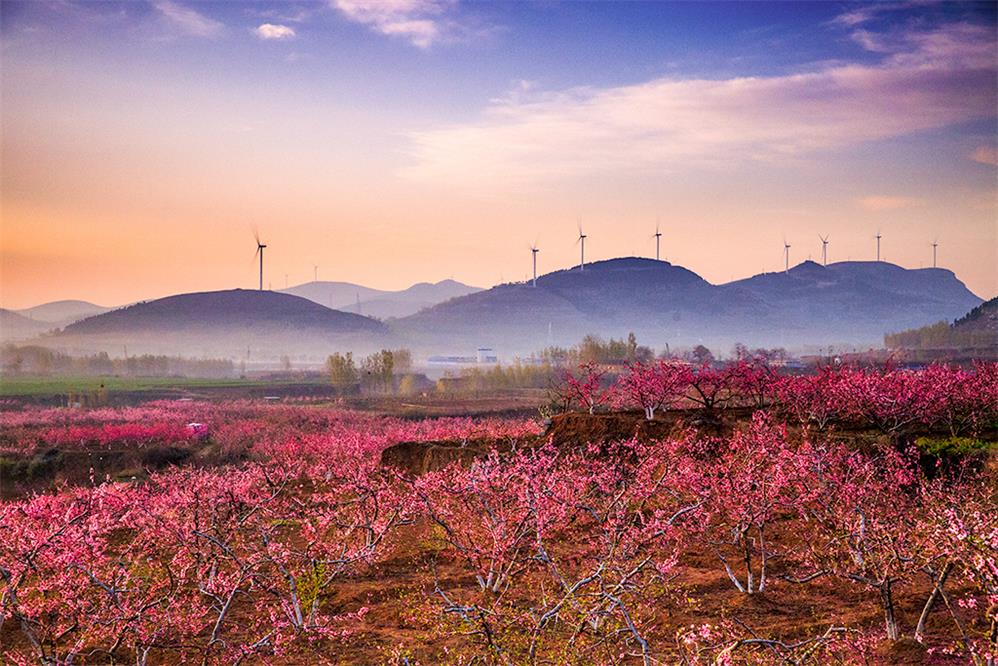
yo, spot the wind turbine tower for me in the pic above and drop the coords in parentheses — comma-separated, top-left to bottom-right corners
(654, 222, 662, 261)
(876, 231, 882, 262)
(577, 225, 587, 271)
(819, 234, 829, 266)
(254, 234, 267, 291)
(932, 240, 938, 268)
(531, 244, 540, 287)
(313, 265, 318, 282)
(784, 240, 791, 274)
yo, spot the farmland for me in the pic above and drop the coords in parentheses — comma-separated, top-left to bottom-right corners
(1, 362, 996, 664)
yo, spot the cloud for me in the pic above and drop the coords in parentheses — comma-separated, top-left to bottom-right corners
(830, 5, 884, 28)
(153, 0, 222, 38)
(971, 145, 998, 166)
(829, 2, 934, 29)
(255, 23, 296, 40)
(330, 0, 456, 48)
(401, 22, 996, 189)
(858, 196, 925, 211)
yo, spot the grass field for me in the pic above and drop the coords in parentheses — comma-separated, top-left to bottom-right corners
(0, 375, 279, 397)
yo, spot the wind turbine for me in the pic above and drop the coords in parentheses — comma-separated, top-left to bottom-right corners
(313, 265, 318, 282)
(577, 223, 587, 271)
(819, 234, 829, 266)
(254, 232, 267, 290)
(932, 239, 938, 268)
(530, 243, 540, 287)
(654, 220, 662, 261)
(876, 230, 882, 262)
(783, 239, 791, 274)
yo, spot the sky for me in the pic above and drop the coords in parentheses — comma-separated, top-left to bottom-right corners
(1, 0, 996, 310)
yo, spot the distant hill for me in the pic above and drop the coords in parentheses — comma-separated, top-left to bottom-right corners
(395, 258, 983, 355)
(953, 296, 998, 333)
(1, 309, 55, 341)
(52, 289, 390, 358)
(721, 260, 981, 346)
(15, 300, 111, 327)
(885, 297, 998, 354)
(7, 261, 985, 362)
(281, 279, 481, 319)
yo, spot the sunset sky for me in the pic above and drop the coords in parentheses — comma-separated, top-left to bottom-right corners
(2, 0, 996, 310)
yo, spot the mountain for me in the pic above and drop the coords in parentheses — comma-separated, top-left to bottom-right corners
(1, 309, 55, 341)
(15, 300, 112, 327)
(281, 279, 481, 319)
(51, 289, 390, 359)
(720, 260, 982, 346)
(394, 258, 983, 356)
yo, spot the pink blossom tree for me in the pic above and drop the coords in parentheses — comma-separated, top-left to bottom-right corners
(558, 361, 611, 414)
(612, 360, 692, 420)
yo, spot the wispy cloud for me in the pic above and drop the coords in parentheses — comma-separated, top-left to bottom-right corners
(971, 145, 998, 166)
(153, 0, 222, 38)
(329, 0, 460, 48)
(830, 6, 884, 28)
(255, 23, 296, 40)
(401, 22, 996, 189)
(828, 1, 933, 29)
(858, 196, 925, 211)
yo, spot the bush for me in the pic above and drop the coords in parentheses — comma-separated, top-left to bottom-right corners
(915, 435, 995, 478)
(915, 435, 994, 458)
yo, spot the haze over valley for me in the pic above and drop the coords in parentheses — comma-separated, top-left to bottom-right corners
(3, 255, 987, 364)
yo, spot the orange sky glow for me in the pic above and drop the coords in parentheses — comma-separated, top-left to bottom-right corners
(1, 1, 995, 309)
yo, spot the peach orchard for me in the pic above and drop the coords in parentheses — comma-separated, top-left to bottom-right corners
(1, 362, 996, 664)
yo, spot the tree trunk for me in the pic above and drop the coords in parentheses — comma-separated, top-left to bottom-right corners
(758, 525, 767, 592)
(881, 580, 899, 641)
(743, 537, 754, 594)
(915, 560, 952, 643)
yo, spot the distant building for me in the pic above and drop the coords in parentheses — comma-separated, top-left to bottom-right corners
(427, 348, 498, 366)
(427, 355, 477, 366)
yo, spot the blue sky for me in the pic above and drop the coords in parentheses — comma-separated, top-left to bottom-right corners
(2, 1, 996, 307)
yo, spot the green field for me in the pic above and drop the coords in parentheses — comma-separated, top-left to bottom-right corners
(0, 375, 275, 397)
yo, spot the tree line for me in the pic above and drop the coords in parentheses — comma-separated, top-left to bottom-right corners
(1, 344, 236, 378)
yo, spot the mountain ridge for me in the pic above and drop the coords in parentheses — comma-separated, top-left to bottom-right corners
(5, 259, 984, 358)
(280, 278, 481, 319)
(47, 289, 391, 358)
(395, 257, 983, 354)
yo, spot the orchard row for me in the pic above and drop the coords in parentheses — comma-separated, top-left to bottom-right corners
(561, 360, 998, 437)
(2, 398, 995, 663)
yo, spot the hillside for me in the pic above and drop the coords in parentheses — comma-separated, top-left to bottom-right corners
(721, 260, 982, 346)
(281, 279, 480, 319)
(395, 258, 983, 356)
(884, 297, 998, 358)
(953, 296, 998, 333)
(0, 309, 55, 341)
(15, 300, 111, 326)
(51, 289, 390, 359)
